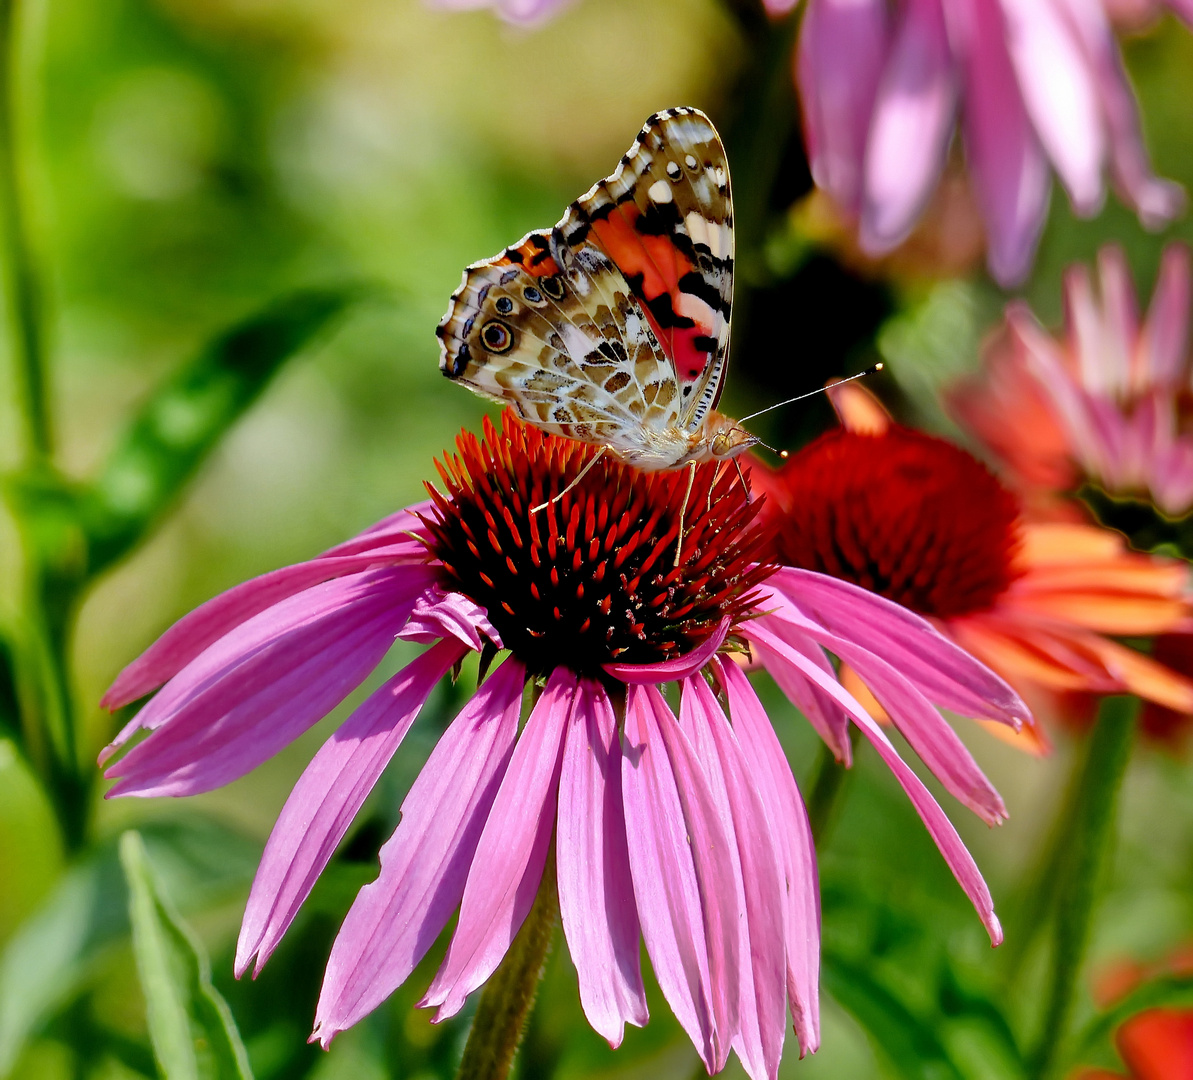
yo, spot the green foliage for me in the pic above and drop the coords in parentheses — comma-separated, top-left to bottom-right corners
(0, 818, 258, 1077)
(120, 830, 252, 1080)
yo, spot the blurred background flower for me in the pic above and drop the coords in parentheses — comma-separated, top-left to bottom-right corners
(752, 382, 1193, 751)
(796, 0, 1191, 285)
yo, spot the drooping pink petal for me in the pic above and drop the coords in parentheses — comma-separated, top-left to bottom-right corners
(102, 552, 432, 710)
(715, 657, 820, 1058)
(398, 585, 501, 650)
(765, 569, 1029, 725)
(103, 568, 433, 795)
(621, 684, 740, 1073)
(421, 668, 572, 1019)
(603, 618, 730, 684)
(236, 637, 466, 978)
(997, 0, 1105, 215)
(861, 0, 958, 251)
(556, 679, 648, 1048)
(946, 0, 1051, 285)
(312, 657, 525, 1045)
(1140, 243, 1192, 387)
(749, 629, 853, 763)
(796, 0, 889, 215)
(680, 675, 787, 1080)
(753, 617, 1007, 826)
(741, 627, 1003, 944)
(1056, 0, 1185, 228)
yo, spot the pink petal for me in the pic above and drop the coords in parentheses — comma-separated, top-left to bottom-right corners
(398, 586, 501, 650)
(556, 679, 648, 1047)
(1141, 243, 1192, 387)
(680, 675, 787, 1080)
(102, 549, 431, 710)
(103, 568, 432, 796)
(997, 0, 1105, 215)
(421, 668, 572, 1019)
(1056, 0, 1185, 228)
(321, 502, 432, 555)
(764, 569, 1029, 726)
(603, 617, 730, 684)
(861, 0, 958, 251)
(749, 629, 852, 763)
(740, 627, 1002, 944)
(946, 0, 1050, 285)
(1097, 246, 1143, 391)
(1165, 0, 1193, 26)
(236, 637, 465, 978)
(796, 0, 889, 215)
(715, 658, 821, 1057)
(312, 656, 525, 1045)
(621, 684, 740, 1072)
(754, 618, 1007, 826)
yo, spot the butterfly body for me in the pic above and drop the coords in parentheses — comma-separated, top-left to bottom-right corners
(438, 106, 754, 471)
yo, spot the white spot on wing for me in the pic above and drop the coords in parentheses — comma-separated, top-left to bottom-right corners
(648, 179, 673, 204)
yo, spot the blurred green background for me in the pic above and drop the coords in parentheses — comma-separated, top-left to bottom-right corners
(2, 0, 1193, 1076)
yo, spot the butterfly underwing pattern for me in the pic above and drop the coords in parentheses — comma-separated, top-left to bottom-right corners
(436, 106, 756, 471)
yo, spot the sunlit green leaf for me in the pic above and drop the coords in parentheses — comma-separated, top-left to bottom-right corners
(121, 830, 252, 1080)
(0, 818, 258, 1077)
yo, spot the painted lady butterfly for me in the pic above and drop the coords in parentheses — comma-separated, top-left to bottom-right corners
(436, 107, 756, 472)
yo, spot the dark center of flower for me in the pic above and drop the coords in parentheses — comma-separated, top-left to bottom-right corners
(422, 411, 774, 678)
(758, 426, 1022, 619)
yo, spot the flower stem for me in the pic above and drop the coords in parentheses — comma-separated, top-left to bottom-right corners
(455, 850, 558, 1080)
(806, 728, 860, 845)
(1029, 696, 1137, 1080)
(0, 0, 49, 462)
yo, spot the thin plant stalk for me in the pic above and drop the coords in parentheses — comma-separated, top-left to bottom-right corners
(0, 0, 48, 462)
(454, 850, 558, 1080)
(1029, 696, 1137, 1080)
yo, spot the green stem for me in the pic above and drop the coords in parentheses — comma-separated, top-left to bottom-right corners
(455, 851, 558, 1080)
(0, 0, 49, 462)
(1029, 696, 1137, 1080)
(805, 728, 860, 845)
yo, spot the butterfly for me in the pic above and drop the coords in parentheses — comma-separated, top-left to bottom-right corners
(436, 106, 757, 474)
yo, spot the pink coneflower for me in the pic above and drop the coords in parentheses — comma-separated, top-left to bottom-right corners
(101, 410, 1025, 1075)
(796, 0, 1190, 285)
(752, 382, 1193, 752)
(952, 243, 1193, 519)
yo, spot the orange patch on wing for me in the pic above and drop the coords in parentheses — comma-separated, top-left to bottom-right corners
(496, 236, 560, 277)
(592, 210, 715, 384)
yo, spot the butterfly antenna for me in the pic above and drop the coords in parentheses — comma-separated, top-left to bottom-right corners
(737, 364, 884, 425)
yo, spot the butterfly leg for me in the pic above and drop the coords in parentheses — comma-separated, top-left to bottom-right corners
(674, 461, 697, 568)
(733, 457, 752, 503)
(531, 447, 607, 514)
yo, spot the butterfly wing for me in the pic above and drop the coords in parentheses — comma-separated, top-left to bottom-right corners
(558, 106, 733, 431)
(437, 230, 684, 455)
(438, 107, 733, 458)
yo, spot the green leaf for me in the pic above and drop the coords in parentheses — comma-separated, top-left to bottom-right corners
(0, 817, 258, 1077)
(121, 830, 253, 1080)
(824, 951, 968, 1080)
(81, 287, 359, 577)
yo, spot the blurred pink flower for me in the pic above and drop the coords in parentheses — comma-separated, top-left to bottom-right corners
(427, 0, 574, 25)
(797, 0, 1190, 285)
(952, 243, 1193, 516)
(100, 412, 1025, 1075)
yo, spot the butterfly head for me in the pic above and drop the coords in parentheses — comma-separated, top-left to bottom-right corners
(704, 412, 759, 460)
